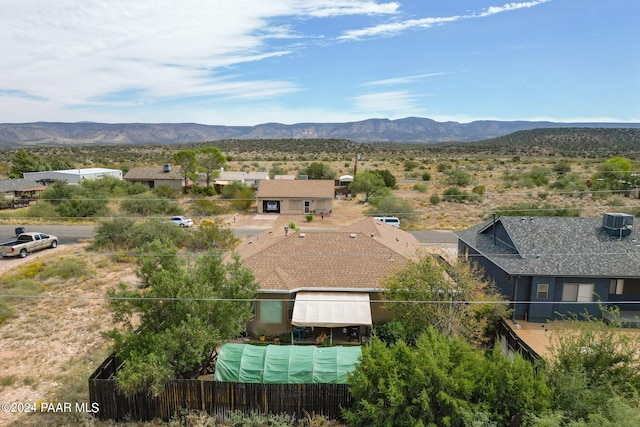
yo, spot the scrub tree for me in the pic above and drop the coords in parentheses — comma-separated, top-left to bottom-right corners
(106, 239, 258, 396)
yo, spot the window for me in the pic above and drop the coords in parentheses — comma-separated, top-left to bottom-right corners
(537, 284, 549, 300)
(609, 279, 624, 295)
(259, 301, 282, 324)
(562, 283, 594, 302)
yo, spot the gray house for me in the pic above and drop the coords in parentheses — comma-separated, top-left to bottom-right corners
(456, 214, 640, 323)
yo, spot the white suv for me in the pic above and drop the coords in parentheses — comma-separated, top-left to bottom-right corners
(373, 216, 401, 228)
(169, 216, 194, 227)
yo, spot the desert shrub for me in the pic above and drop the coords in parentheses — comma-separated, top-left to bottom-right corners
(305, 213, 314, 222)
(472, 185, 485, 195)
(412, 183, 428, 193)
(403, 160, 420, 171)
(92, 218, 185, 251)
(445, 168, 472, 186)
(494, 202, 580, 217)
(153, 185, 181, 199)
(41, 257, 93, 279)
(228, 410, 300, 426)
(553, 161, 572, 174)
(442, 187, 480, 203)
(436, 162, 452, 172)
(221, 182, 255, 211)
(184, 219, 238, 251)
(367, 197, 415, 220)
(120, 192, 182, 216)
(520, 166, 551, 187)
(23, 201, 59, 219)
(421, 171, 431, 181)
(189, 199, 230, 216)
(429, 194, 441, 205)
(0, 301, 15, 324)
(190, 185, 216, 196)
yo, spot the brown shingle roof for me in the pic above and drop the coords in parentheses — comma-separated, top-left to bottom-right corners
(124, 166, 183, 181)
(236, 218, 422, 291)
(256, 180, 334, 199)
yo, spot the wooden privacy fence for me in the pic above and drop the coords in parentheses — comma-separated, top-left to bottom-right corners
(89, 354, 354, 422)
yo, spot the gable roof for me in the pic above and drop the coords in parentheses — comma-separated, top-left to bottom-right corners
(256, 180, 334, 199)
(456, 216, 640, 277)
(0, 178, 45, 193)
(217, 171, 269, 182)
(124, 166, 183, 181)
(235, 217, 422, 291)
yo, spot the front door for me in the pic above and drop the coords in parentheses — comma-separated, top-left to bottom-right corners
(304, 200, 311, 214)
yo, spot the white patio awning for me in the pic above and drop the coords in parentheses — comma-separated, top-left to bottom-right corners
(291, 292, 372, 328)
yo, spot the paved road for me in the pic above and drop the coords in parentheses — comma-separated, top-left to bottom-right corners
(0, 224, 458, 246)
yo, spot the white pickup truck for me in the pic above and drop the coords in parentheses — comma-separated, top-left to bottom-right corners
(0, 232, 58, 258)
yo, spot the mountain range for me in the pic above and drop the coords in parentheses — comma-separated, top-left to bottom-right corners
(1, 118, 639, 148)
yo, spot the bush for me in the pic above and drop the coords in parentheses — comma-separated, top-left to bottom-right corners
(41, 257, 93, 279)
(403, 160, 420, 171)
(445, 168, 472, 186)
(494, 202, 580, 217)
(305, 213, 314, 222)
(412, 183, 428, 193)
(189, 199, 230, 216)
(373, 320, 406, 345)
(429, 194, 441, 205)
(120, 192, 182, 216)
(421, 171, 431, 181)
(184, 219, 238, 251)
(367, 197, 415, 220)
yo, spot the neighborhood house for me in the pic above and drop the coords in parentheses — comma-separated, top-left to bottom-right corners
(235, 217, 423, 342)
(255, 179, 335, 215)
(456, 214, 640, 324)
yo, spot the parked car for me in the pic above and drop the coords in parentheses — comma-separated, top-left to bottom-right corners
(0, 232, 58, 258)
(168, 216, 194, 227)
(373, 216, 401, 228)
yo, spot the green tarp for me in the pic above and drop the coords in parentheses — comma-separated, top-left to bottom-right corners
(214, 344, 362, 384)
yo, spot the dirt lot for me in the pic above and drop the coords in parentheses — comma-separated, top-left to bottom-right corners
(0, 246, 137, 426)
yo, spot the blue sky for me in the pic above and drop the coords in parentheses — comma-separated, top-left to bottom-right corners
(0, 0, 638, 125)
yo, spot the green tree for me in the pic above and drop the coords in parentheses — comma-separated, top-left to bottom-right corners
(372, 169, 396, 188)
(349, 171, 386, 202)
(547, 307, 640, 422)
(367, 197, 415, 221)
(220, 181, 254, 211)
(299, 162, 336, 180)
(268, 163, 286, 179)
(40, 180, 109, 218)
(343, 330, 550, 427)
(9, 149, 47, 178)
(383, 255, 507, 346)
(107, 240, 258, 396)
(593, 156, 633, 191)
(197, 146, 226, 187)
(173, 150, 197, 193)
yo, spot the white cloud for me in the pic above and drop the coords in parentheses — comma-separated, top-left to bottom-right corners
(363, 72, 449, 86)
(0, 0, 397, 116)
(338, 0, 550, 40)
(350, 91, 424, 116)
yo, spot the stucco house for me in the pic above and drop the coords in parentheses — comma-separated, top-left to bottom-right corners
(255, 179, 334, 215)
(235, 217, 423, 341)
(123, 164, 184, 190)
(456, 214, 640, 323)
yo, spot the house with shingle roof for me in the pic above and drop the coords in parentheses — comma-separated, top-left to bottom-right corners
(0, 178, 45, 208)
(123, 164, 184, 190)
(235, 217, 423, 339)
(255, 179, 334, 215)
(456, 214, 640, 323)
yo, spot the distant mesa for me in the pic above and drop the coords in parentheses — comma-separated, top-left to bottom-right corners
(0, 117, 639, 148)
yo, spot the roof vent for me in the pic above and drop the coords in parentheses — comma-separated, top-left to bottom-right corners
(350, 233, 356, 238)
(602, 213, 633, 238)
(163, 164, 171, 173)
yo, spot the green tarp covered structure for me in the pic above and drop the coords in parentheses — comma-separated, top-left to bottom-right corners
(213, 344, 362, 384)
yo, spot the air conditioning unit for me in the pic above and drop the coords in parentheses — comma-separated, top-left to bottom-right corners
(602, 213, 633, 238)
